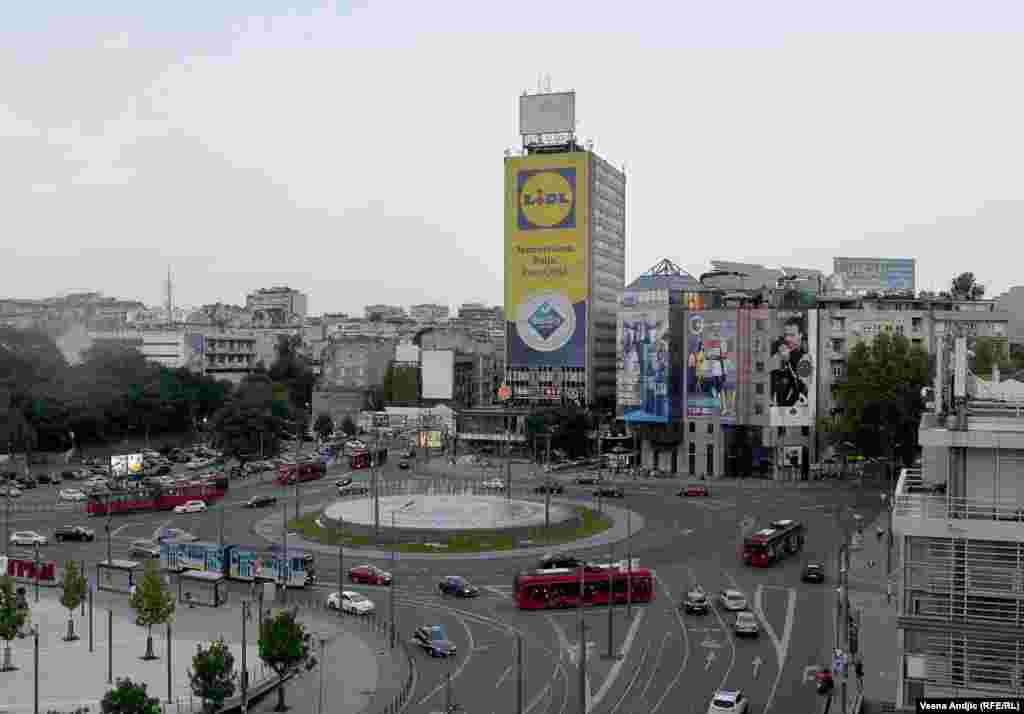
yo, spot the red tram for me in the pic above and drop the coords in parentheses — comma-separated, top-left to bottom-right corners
(513, 564, 655, 610)
(86, 479, 226, 517)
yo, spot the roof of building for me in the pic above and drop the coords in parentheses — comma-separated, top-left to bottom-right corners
(624, 258, 703, 292)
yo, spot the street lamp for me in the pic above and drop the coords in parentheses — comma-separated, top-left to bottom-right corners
(391, 501, 415, 649)
(32, 625, 39, 714)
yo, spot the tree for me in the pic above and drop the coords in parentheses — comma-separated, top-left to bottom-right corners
(382, 363, 419, 403)
(100, 677, 161, 714)
(837, 332, 930, 466)
(258, 607, 313, 711)
(313, 413, 334, 441)
(268, 335, 315, 413)
(951, 272, 986, 300)
(210, 374, 287, 458)
(60, 560, 87, 642)
(339, 415, 357, 437)
(189, 638, 238, 712)
(0, 575, 29, 671)
(971, 336, 1012, 379)
(129, 560, 175, 660)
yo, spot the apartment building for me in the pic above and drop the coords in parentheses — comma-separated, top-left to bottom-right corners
(318, 336, 395, 391)
(245, 286, 308, 323)
(410, 304, 450, 324)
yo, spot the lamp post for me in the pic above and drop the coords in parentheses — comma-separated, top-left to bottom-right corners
(626, 504, 633, 616)
(241, 600, 251, 714)
(605, 549, 617, 661)
(33, 541, 39, 603)
(317, 637, 327, 714)
(166, 622, 172, 704)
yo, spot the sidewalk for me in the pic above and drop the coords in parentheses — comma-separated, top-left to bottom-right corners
(0, 586, 387, 714)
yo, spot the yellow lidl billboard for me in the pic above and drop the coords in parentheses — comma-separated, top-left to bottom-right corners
(505, 153, 588, 369)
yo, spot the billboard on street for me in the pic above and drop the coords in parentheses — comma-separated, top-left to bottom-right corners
(505, 153, 588, 370)
(110, 453, 143, 477)
(618, 308, 674, 423)
(685, 312, 738, 421)
(768, 309, 818, 427)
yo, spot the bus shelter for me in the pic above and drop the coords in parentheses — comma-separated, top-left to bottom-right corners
(96, 559, 141, 595)
(178, 570, 227, 608)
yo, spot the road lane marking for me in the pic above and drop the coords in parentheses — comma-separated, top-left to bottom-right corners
(637, 632, 671, 703)
(649, 574, 690, 714)
(752, 655, 763, 678)
(591, 606, 646, 711)
(607, 642, 651, 714)
(413, 608, 476, 708)
(760, 586, 797, 714)
(495, 663, 514, 689)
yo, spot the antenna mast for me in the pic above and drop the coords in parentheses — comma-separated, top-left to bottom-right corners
(165, 266, 174, 325)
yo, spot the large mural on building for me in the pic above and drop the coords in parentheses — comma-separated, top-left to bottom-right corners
(768, 309, 818, 427)
(618, 308, 673, 423)
(685, 313, 737, 421)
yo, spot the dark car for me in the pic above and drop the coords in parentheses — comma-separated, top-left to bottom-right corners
(243, 495, 278, 509)
(438, 576, 480, 598)
(16, 476, 38, 489)
(538, 553, 583, 570)
(802, 563, 826, 583)
(153, 464, 173, 476)
(130, 539, 161, 558)
(574, 474, 602, 485)
(336, 477, 353, 488)
(54, 525, 96, 543)
(38, 473, 60, 485)
(398, 459, 410, 470)
(413, 625, 457, 657)
(681, 586, 711, 614)
(593, 486, 624, 498)
(349, 564, 392, 585)
(338, 482, 370, 495)
(533, 483, 564, 495)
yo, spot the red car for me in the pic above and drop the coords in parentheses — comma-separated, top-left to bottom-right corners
(349, 564, 392, 586)
(679, 484, 710, 497)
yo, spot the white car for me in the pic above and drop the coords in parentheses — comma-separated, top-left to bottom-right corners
(174, 500, 208, 514)
(58, 488, 87, 502)
(186, 459, 212, 471)
(719, 589, 748, 611)
(707, 689, 749, 714)
(482, 478, 505, 490)
(0, 486, 22, 498)
(84, 477, 108, 489)
(327, 591, 376, 615)
(733, 612, 760, 637)
(10, 531, 48, 547)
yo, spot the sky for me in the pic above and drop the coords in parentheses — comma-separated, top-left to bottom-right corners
(4, 1, 1024, 315)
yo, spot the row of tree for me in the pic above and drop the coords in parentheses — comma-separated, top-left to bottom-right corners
(0, 559, 313, 713)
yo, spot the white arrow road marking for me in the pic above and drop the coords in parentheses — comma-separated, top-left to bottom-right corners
(754, 585, 797, 714)
(591, 606, 646, 711)
(495, 663, 513, 689)
(701, 637, 723, 649)
(705, 650, 717, 670)
(752, 655, 763, 678)
(650, 574, 691, 714)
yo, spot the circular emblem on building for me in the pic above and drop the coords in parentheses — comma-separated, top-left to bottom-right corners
(689, 315, 704, 335)
(519, 171, 575, 229)
(517, 290, 576, 353)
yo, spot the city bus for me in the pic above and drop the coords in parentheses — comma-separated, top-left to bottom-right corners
(86, 479, 226, 517)
(513, 564, 655, 610)
(276, 461, 326, 485)
(350, 448, 387, 470)
(742, 519, 806, 567)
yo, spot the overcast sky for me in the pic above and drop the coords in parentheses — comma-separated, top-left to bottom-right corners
(4, 1, 1024, 315)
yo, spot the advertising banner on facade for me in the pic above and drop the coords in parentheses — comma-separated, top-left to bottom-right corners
(768, 309, 818, 427)
(505, 154, 588, 369)
(110, 453, 143, 477)
(618, 309, 673, 423)
(685, 313, 738, 421)
(416, 430, 443, 449)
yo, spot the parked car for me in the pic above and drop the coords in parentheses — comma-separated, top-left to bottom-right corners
(130, 539, 161, 558)
(10, 531, 47, 547)
(533, 482, 564, 495)
(707, 689, 749, 714)
(438, 576, 480, 598)
(0, 486, 22, 498)
(413, 624, 457, 657)
(173, 500, 208, 514)
(802, 563, 826, 583)
(593, 486, 624, 498)
(574, 474, 602, 485)
(348, 564, 392, 585)
(327, 591, 375, 615)
(733, 612, 760, 638)
(155, 527, 198, 543)
(682, 586, 710, 615)
(481, 478, 505, 491)
(719, 589, 748, 611)
(15, 476, 37, 489)
(398, 459, 410, 470)
(678, 483, 710, 497)
(58, 488, 87, 502)
(338, 482, 370, 496)
(243, 495, 278, 509)
(54, 525, 96, 543)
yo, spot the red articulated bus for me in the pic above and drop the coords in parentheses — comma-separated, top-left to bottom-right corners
(513, 565, 655, 610)
(349, 448, 387, 470)
(86, 479, 226, 517)
(277, 461, 326, 485)
(742, 519, 806, 567)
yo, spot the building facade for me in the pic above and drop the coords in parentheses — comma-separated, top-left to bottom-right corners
(410, 304, 450, 324)
(832, 257, 916, 295)
(364, 304, 407, 320)
(318, 336, 395, 391)
(245, 287, 308, 323)
(503, 143, 625, 410)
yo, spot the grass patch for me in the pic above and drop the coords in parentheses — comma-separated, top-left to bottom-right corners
(287, 506, 613, 554)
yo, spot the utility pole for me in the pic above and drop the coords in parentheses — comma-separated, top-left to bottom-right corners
(241, 600, 250, 714)
(166, 623, 172, 704)
(516, 632, 524, 714)
(107, 609, 113, 684)
(390, 510, 398, 649)
(33, 542, 39, 602)
(218, 504, 225, 547)
(281, 501, 288, 595)
(841, 539, 850, 714)
(105, 495, 112, 565)
(337, 520, 344, 613)
(578, 565, 588, 714)
(295, 481, 300, 521)
(626, 505, 633, 616)
(373, 433, 380, 540)
(605, 549, 615, 660)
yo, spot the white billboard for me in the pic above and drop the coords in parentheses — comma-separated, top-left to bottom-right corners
(111, 453, 143, 477)
(422, 350, 455, 400)
(519, 92, 576, 135)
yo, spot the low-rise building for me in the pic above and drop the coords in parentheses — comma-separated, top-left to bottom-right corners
(245, 286, 308, 323)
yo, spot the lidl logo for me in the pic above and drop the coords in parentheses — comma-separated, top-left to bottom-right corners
(517, 168, 576, 230)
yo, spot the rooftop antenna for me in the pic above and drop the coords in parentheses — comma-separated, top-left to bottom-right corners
(165, 265, 174, 325)
(537, 76, 542, 93)
(545, 74, 552, 92)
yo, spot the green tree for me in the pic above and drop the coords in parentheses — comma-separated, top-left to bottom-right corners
(971, 336, 1012, 378)
(129, 560, 175, 660)
(339, 415, 357, 437)
(258, 607, 313, 712)
(188, 638, 238, 712)
(100, 677, 161, 714)
(313, 413, 334, 441)
(837, 332, 930, 466)
(951, 271, 986, 300)
(60, 560, 87, 642)
(210, 374, 286, 459)
(382, 363, 419, 403)
(268, 335, 315, 414)
(0, 575, 29, 671)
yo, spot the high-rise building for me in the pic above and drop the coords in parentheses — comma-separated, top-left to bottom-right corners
(410, 304, 450, 324)
(245, 287, 308, 323)
(504, 90, 626, 409)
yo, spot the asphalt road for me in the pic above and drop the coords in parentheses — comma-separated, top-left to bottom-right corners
(3, 453, 888, 714)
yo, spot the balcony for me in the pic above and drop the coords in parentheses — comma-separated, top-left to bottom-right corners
(893, 468, 1024, 541)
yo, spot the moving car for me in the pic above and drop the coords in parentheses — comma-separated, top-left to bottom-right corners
(481, 478, 505, 491)
(10, 531, 48, 547)
(398, 459, 410, 470)
(130, 539, 161, 558)
(338, 481, 370, 496)
(533, 482, 564, 495)
(679, 483, 710, 497)
(413, 624, 457, 657)
(438, 576, 479, 598)
(336, 477, 353, 488)
(155, 527, 199, 543)
(243, 495, 278, 509)
(349, 564, 392, 585)
(174, 500, 208, 514)
(327, 591, 376, 614)
(682, 586, 710, 615)
(54, 525, 95, 543)
(733, 612, 760, 637)
(58, 488, 87, 502)
(718, 589, 748, 611)
(802, 563, 826, 583)
(574, 474, 602, 485)
(0, 486, 22, 498)
(707, 689, 749, 714)
(593, 486, 624, 498)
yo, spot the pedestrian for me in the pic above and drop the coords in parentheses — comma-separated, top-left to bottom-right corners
(855, 658, 864, 689)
